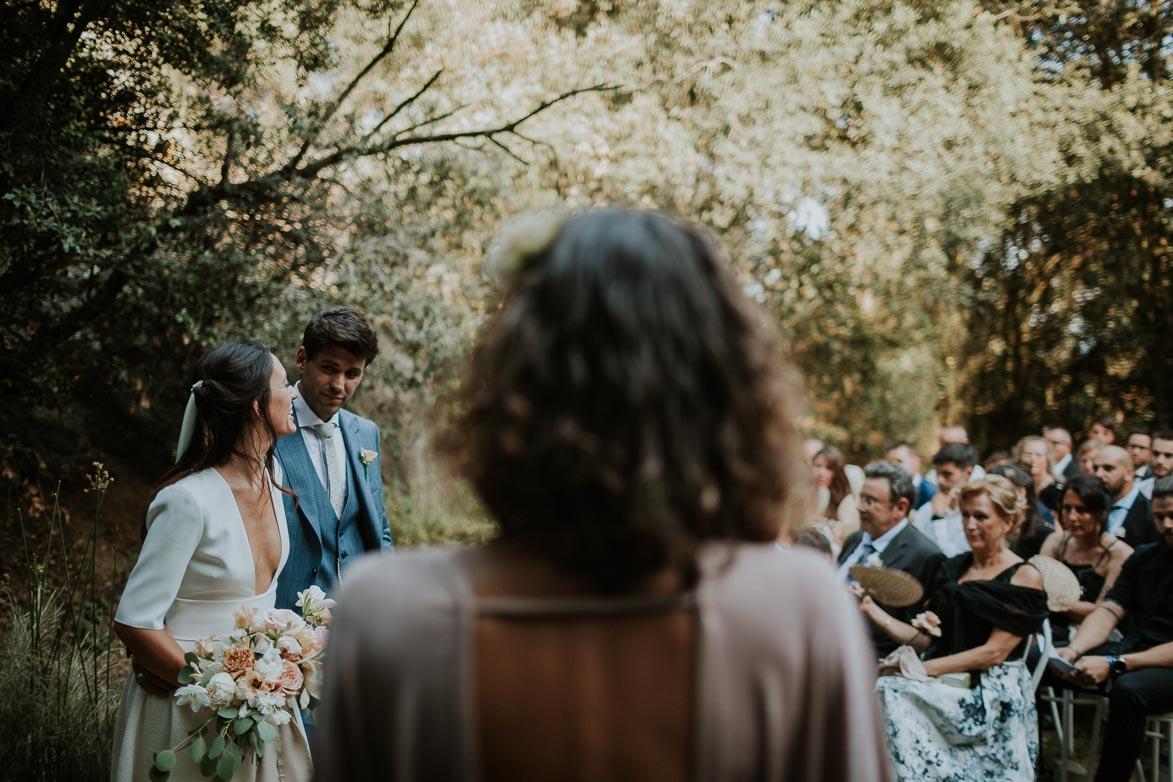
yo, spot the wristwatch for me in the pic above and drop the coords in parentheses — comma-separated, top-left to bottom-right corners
(1108, 655, 1129, 678)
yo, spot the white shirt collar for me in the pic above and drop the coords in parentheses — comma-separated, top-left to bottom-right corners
(865, 518, 909, 554)
(1112, 483, 1141, 512)
(294, 382, 338, 428)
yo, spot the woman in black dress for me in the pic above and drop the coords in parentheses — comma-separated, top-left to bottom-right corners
(864, 476, 1047, 781)
(1039, 473, 1132, 645)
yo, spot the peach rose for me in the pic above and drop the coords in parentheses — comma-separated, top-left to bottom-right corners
(278, 660, 304, 696)
(222, 645, 254, 679)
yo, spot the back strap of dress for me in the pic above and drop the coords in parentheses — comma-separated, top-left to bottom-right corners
(474, 591, 697, 618)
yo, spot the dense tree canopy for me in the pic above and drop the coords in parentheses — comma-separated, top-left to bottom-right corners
(1, 0, 1168, 483)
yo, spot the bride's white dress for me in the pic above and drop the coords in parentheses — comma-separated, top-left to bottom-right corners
(110, 468, 311, 781)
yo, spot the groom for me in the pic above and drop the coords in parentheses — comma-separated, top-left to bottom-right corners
(275, 305, 394, 612)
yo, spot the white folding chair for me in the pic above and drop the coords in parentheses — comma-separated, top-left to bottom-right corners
(1141, 712, 1173, 782)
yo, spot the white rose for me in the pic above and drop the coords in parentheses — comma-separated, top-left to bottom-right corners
(264, 609, 300, 633)
(175, 684, 211, 713)
(254, 634, 272, 655)
(205, 672, 237, 707)
(268, 708, 292, 726)
(254, 649, 285, 683)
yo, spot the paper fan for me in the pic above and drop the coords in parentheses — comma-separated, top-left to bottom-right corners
(1029, 555, 1082, 612)
(849, 565, 925, 608)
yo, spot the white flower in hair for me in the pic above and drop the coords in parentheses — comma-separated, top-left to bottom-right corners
(485, 211, 566, 282)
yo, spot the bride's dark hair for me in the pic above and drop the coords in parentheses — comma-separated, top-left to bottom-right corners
(439, 208, 806, 593)
(162, 341, 281, 486)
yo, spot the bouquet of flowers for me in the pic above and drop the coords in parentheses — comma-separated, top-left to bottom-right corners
(151, 587, 334, 781)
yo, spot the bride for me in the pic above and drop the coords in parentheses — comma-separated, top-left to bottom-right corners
(110, 341, 311, 781)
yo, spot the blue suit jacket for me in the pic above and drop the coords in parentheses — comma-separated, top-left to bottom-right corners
(273, 408, 393, 610)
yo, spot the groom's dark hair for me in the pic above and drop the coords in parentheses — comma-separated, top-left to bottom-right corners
(302, 305, 380, 363)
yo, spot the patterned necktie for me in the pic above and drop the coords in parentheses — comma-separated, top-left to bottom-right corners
(314, 422, 345, 518)
(846, 541, 878, 584)
(857, 541, 878, 567)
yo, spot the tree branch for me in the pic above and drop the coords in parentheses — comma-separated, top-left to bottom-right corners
(283, 0, 421, 173)
(293, 82, 618, 179)
(359, 68, 444, 144)
(486, 136, 529, 165)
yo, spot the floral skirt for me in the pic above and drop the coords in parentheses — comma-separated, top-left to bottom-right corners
(876, 661, 1037, 782)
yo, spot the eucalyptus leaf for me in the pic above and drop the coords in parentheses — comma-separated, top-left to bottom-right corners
(153, 749, 177, 772)
(184, 652, 199, 665)
(217, 707, 238, 720)
(217, 751, 236, 780)
(255, 720, 277, 743)
(190, 735, 206, 763)
(209, 734, 226, 760)
(177, 668, 193, 685)
(233, 716, 254, 735)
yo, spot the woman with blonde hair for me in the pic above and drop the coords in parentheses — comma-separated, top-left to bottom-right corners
(863, 476, 1047, 780)
(314, 209, 891, 780)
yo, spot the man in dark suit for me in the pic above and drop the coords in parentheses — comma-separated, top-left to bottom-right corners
(1126, 429, 1154, 482)
(274, 306, 394, 612)
(839, 461, 945, 659)
(885, 440, 937, 509)
(1045, 425, 1082, 481)
(1096, 444, 1156, 549)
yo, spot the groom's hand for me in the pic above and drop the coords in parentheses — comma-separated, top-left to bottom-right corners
(131, 658, 177, 697)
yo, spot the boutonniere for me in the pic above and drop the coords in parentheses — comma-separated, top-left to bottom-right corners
(866, 553, 883, 568)
(359, 449, 378, 477)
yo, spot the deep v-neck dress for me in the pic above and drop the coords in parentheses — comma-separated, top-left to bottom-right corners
(111, 468, 310, 781)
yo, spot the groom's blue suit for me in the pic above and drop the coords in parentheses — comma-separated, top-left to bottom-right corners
(273, 408, 393, 611)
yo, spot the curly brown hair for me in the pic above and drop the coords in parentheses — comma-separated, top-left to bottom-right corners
(439, 209, 806, 592)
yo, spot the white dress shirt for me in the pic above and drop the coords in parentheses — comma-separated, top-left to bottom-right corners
(294, 385, 349, 510)
(912, 503, 970, 557)
(1053, 454, 1073, 481)
(837, 519, 910, 582)
(1107, 484, 1141, 537)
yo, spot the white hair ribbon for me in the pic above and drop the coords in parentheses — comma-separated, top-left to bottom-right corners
(175, 380, 204, 464)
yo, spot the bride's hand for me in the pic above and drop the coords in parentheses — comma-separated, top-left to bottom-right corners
(130, 657, 177, 697)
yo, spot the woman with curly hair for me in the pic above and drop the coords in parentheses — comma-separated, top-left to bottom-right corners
(314, 209, 890, 781)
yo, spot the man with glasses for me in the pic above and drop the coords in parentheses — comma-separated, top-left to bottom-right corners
(1044, 425, 1080, 481)
(840, 461, 945, 658)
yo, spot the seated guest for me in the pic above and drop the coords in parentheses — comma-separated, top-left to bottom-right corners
(810, 444, 860, 549)
(1039, 474, 1132, 646)
(1126, 429, 1153, 481)
(885, 440, 937, 509)
(1089, 416, 1117, 445)
(866, 476, 1047, 781)
(1078, 437, 1104, 474)
(984, 450, 1014, 472)
(1015, 434, 1062, 513)
(1058, 476, 1173, 782)
(1138, 429, 1173, 499)
(1095, 444, 1157, 549)
(989, 463, 1054, 560)
(314, 209, 892, 781)
(1045, 425, 1081, 480)
(912, 442, 978, 556)
(840, 462, 945, 659)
